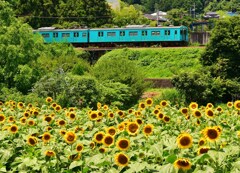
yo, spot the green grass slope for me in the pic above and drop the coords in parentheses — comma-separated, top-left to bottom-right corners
(101, 47, 204, 78)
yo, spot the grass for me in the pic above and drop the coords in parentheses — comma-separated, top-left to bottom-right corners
(101, 47, 204, 78)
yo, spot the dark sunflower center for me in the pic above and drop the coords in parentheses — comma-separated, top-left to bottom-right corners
(96, 134, 103, 141)
(144, 127, 152, 134)
(180, 136, 191, 146)
(118, 154, 128, 164)
(0, 116, 4, 121)
(207, 110, 213, 116)
(178, 160, 189, 167)
(105, 136, 113, 144)
(207, 129, 218, 139)
(129, 124, 138, 133)
(119, 140, 128, 148)
(29, 138, 36, 145)
(200, 148, 209, 154)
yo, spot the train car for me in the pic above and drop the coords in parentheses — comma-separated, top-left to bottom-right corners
(89, 25, 188, 46)
(34, 25, 188, 47)
(33, 27, 89, 44)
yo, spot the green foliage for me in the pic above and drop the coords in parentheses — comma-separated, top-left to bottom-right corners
(91, 52, 148, 107)
(32, 72, 101, 108)
(166, 8, 194, 26)
(102, 48, 203, 78)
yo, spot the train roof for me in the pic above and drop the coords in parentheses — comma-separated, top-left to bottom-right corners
(33, 25, 187, 32)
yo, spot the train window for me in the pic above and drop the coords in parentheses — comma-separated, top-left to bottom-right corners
(107, 32, 116, 37)
(142, 31, 147, 36)
(175, 30, 177, 35)
(151, 31, 160, 36)
(74, 32, 79, 37)
(82, 33, 87, 37)
(53, 33, 58, 38)
(129, 31, 138, 36)
(180, 30, 183, 35)
(184, 30, 187, 35)
(120, 31, 125, 36)
(62, 33, 70, 37)
(164, 30, 170, 35)
(98, 32, 104, 37)
(42, 33, 50, 38)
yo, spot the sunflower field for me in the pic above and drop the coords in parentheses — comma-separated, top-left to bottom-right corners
(0, 98, 240, 173)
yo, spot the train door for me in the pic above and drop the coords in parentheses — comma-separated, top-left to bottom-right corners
(164, 30, 171, 41)
(73, 32, 79, 43)
(174, 30, 178, 41)
(119, 31, 125, 42)
(141, 30, 147, 41)
(98, 31, 104, 42)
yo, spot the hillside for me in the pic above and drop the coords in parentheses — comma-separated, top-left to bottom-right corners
(101, 47, 204, 78)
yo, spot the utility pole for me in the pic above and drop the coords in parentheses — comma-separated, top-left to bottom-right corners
(157, 10, 159, 26)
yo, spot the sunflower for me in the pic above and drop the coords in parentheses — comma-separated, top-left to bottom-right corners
(46, 126, 52, 131)
(134, 111, 141, 117)
(234, 100, 240, 110)
(216, 106, 223, 113)
(203, 127, 220, 142)
(20, 117, 27, 124)
(197, 146, 210, 155)
(68, 153, 81, 161)
(163, 116, 170, 123)
(9, 124, 18, 133)
(46, 97, 53, 103)
(8, 116, 15, 123)
(69, 112, 76, 120)
(193, 109, 202, 118)
(145, 98, 153, 107)
(198, 138, 206, 146)
(153, 109, 160, 115)
(227, 101, 233, 108)
(28, 119, 35, 126)
(57, 119, 66, 126)
(103, 105, 108, 110)
(177, 133, 193, 149)
(42, 132, 51, 143)
(27, 136, 38, 146)
(0, 101, 3, 106)
(189, 102, 198, 110)
(206, 103, 214, 109)
(59, 129, 66, 136)
(103, 135, 114, 147)
(99, 147, 107, 153)
(114, 153, 129, 167)
(126, 122, 139, 135)
(160, 100, 168, 107)
(116, 138, 130, 151)
(45, 150, 55, 157)
(0, 114, 5, 123)
(97, 102, 101, 109)
(156, 112, 164, 120)
(64, 131, 77, 144)
(32, 110, 39, 116)
(89, 111, 98, 120)
(93, 131, 105, 143)
(143, 124, 154, 136)
(17, 102, 24, 109)
(76, 143, 84, 152)
(117, 123, 125, 132)
(106, 126, 117, 136)
(135, 118, 143, 125)
(23, 111, 30, 118)
(128, 108, 134, 114)
(196, 119, 201, 126)
(98, 111, 104, 118)
(89, 142, 95, 149)
(205, 108, 214, 118)
(44, 116, 53, 124)
(108, 112, 114, 119)
(138, 102, 146, 110)
(54, 105, 62, 112)
(27, 103, 33, 108)
(174, 158, 191, 170)
(117, 110, 125, 117)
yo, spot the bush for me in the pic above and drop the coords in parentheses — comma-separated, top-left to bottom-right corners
(91, 53, 148, 107)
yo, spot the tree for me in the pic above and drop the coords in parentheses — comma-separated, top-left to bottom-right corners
(173, 16, 240, 104)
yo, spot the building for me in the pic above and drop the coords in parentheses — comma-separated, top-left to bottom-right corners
(203, 12, 220, 19)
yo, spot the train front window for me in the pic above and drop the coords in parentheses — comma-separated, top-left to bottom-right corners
(42, 33, 50, 38)
(74, 32, 79, 37)
(62, 33, 70, 37)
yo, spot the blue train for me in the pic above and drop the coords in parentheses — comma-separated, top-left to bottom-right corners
(33, 25, 188, 47)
